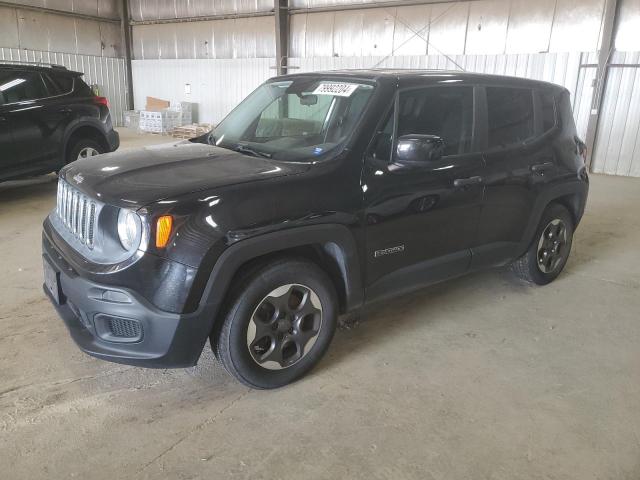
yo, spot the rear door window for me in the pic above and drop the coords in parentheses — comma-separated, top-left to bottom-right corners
(0, 70, 48, 103)
(486, 87, 535, 148)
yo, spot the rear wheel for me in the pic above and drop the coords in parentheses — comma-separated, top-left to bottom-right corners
(212, 258, 338, 389)
(511, 203, 574, 285)
(66, 139, 104, 164)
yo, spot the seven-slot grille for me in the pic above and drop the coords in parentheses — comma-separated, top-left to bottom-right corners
(56, 179, 97, 248)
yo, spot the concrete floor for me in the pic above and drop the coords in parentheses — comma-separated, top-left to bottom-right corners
(1, 129, 639, 479)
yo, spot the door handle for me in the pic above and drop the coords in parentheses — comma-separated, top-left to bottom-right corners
(0, 116, 6, 121)
(453, 176, 483, 188)
(531, 162, 554, 175)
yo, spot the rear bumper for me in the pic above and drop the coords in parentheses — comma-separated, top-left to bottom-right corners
(42, 234, 210, 369)
(106, 129, 120, 152)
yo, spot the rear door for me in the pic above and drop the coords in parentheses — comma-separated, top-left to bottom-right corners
(472, 85, 559, 268)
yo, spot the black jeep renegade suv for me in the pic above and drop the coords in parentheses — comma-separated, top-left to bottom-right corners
(42, 70, 588, 388)
(0, 63, 119, 181)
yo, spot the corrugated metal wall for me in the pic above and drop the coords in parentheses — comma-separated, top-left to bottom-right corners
(0, 1, 128, 125)
(131, 58, 275, 124)
(0, 2, 122, 56)
(289, 0, 607, 57)
(128, 0, 273, 21)
(132, 17, 275, 59)
(0, 47, 128, 127)
(592, 51, 640, 176)
(290, 51, 593, 138)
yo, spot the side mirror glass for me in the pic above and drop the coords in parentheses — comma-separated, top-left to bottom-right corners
(394, 134, 445, 167)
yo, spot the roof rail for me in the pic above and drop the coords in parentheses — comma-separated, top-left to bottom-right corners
(0, 59, 67, 69)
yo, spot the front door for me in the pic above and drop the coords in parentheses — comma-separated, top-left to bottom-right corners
(362, 85, 484, 301)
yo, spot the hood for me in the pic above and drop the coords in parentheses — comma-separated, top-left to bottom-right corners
(61, 141, 309, 208)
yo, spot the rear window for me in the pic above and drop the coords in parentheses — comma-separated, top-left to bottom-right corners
(486, 87, 535, 149)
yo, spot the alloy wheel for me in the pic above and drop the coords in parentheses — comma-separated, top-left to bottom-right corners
(537, 219, 568, 273)
(77, 147, 100, 160)
(246, 284, 323, 370)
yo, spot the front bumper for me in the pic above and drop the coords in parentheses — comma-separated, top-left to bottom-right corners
(42, 230, 210, 369)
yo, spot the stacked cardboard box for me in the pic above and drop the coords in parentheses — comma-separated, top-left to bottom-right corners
(138, 97, 196, 133)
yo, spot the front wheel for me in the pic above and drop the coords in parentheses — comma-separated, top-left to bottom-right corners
(511, 203, 574, 285)
(212, 259, 338, 389)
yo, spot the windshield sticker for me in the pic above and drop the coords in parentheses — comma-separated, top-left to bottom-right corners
(312, 83, 359, 97)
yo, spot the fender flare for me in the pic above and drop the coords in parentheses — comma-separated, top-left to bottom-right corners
(61, 119, 109, 160)
(516, 179, 588, 258)
(190, 222, 364, 329)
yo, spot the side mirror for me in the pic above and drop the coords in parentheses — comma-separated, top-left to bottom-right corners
(395, 134, 445, 166)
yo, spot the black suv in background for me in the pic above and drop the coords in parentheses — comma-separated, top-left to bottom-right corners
(43, 70, 588, 389)
(0, 63, 119, 181)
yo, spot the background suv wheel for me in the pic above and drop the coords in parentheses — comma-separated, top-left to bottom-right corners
(511, 203, 574, 285)
(67, 139, 104, 164)
(212, 258, 338, 389)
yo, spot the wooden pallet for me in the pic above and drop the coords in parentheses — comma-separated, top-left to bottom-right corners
(168, 124, 212, 139)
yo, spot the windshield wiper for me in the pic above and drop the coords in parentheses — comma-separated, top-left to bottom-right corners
(234, 144, 272, 159)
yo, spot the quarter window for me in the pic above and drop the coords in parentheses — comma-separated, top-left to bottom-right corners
(486, 87, 535, 148)
(397, 86, 474, 156)
(0, 71, 48, 104)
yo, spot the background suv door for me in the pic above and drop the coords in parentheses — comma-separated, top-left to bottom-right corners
(363, 85, 484, 301)
(3, 69, 69, 173)
(0, 78, 17, 174)
(472, 85, 560, 269)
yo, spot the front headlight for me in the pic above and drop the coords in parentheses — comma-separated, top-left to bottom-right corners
(117, 208, 141, 250)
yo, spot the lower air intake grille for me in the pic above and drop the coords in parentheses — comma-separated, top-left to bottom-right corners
(94, 314, 144, 343)
(107, 317, 142, 339)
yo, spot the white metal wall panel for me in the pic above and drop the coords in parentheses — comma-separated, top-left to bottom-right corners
(129, 0, 273, 21)
(0, 47, 128, 127)
(362, 9, 396, 56)
(0, 0, 119, 18)
(549, 0, 605, 53)
(465, 0, 509, 54)
(427, 2, 469, 55)
(131, 58, 275, 124)
(132, 17, 275, 59)
(506, 0, 555, 54)
(0, 5, 121, 56)
(392, 5, 431, 56)
(0, 7, 19, 47)
(616, 0, 640, 51)
(592, 51, 640, 176)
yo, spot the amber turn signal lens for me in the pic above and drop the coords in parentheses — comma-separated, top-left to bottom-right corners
(155, 215, 173, 248)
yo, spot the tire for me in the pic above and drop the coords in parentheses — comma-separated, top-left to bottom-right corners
(212, 258, 338, 389)
(511, 203, 574, 285)
(66, 139, 104, 164)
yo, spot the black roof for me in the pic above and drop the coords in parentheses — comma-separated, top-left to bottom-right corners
(275, 68, 566, 92)
(0, 62, 82, 76)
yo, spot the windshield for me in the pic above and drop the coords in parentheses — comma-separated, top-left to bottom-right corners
(211, 78, 375, 162)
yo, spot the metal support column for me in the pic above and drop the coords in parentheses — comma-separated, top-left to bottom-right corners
(120, 0, 135, 111)
(583, 0, 621, 170)
(275, 0, 289, 76)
